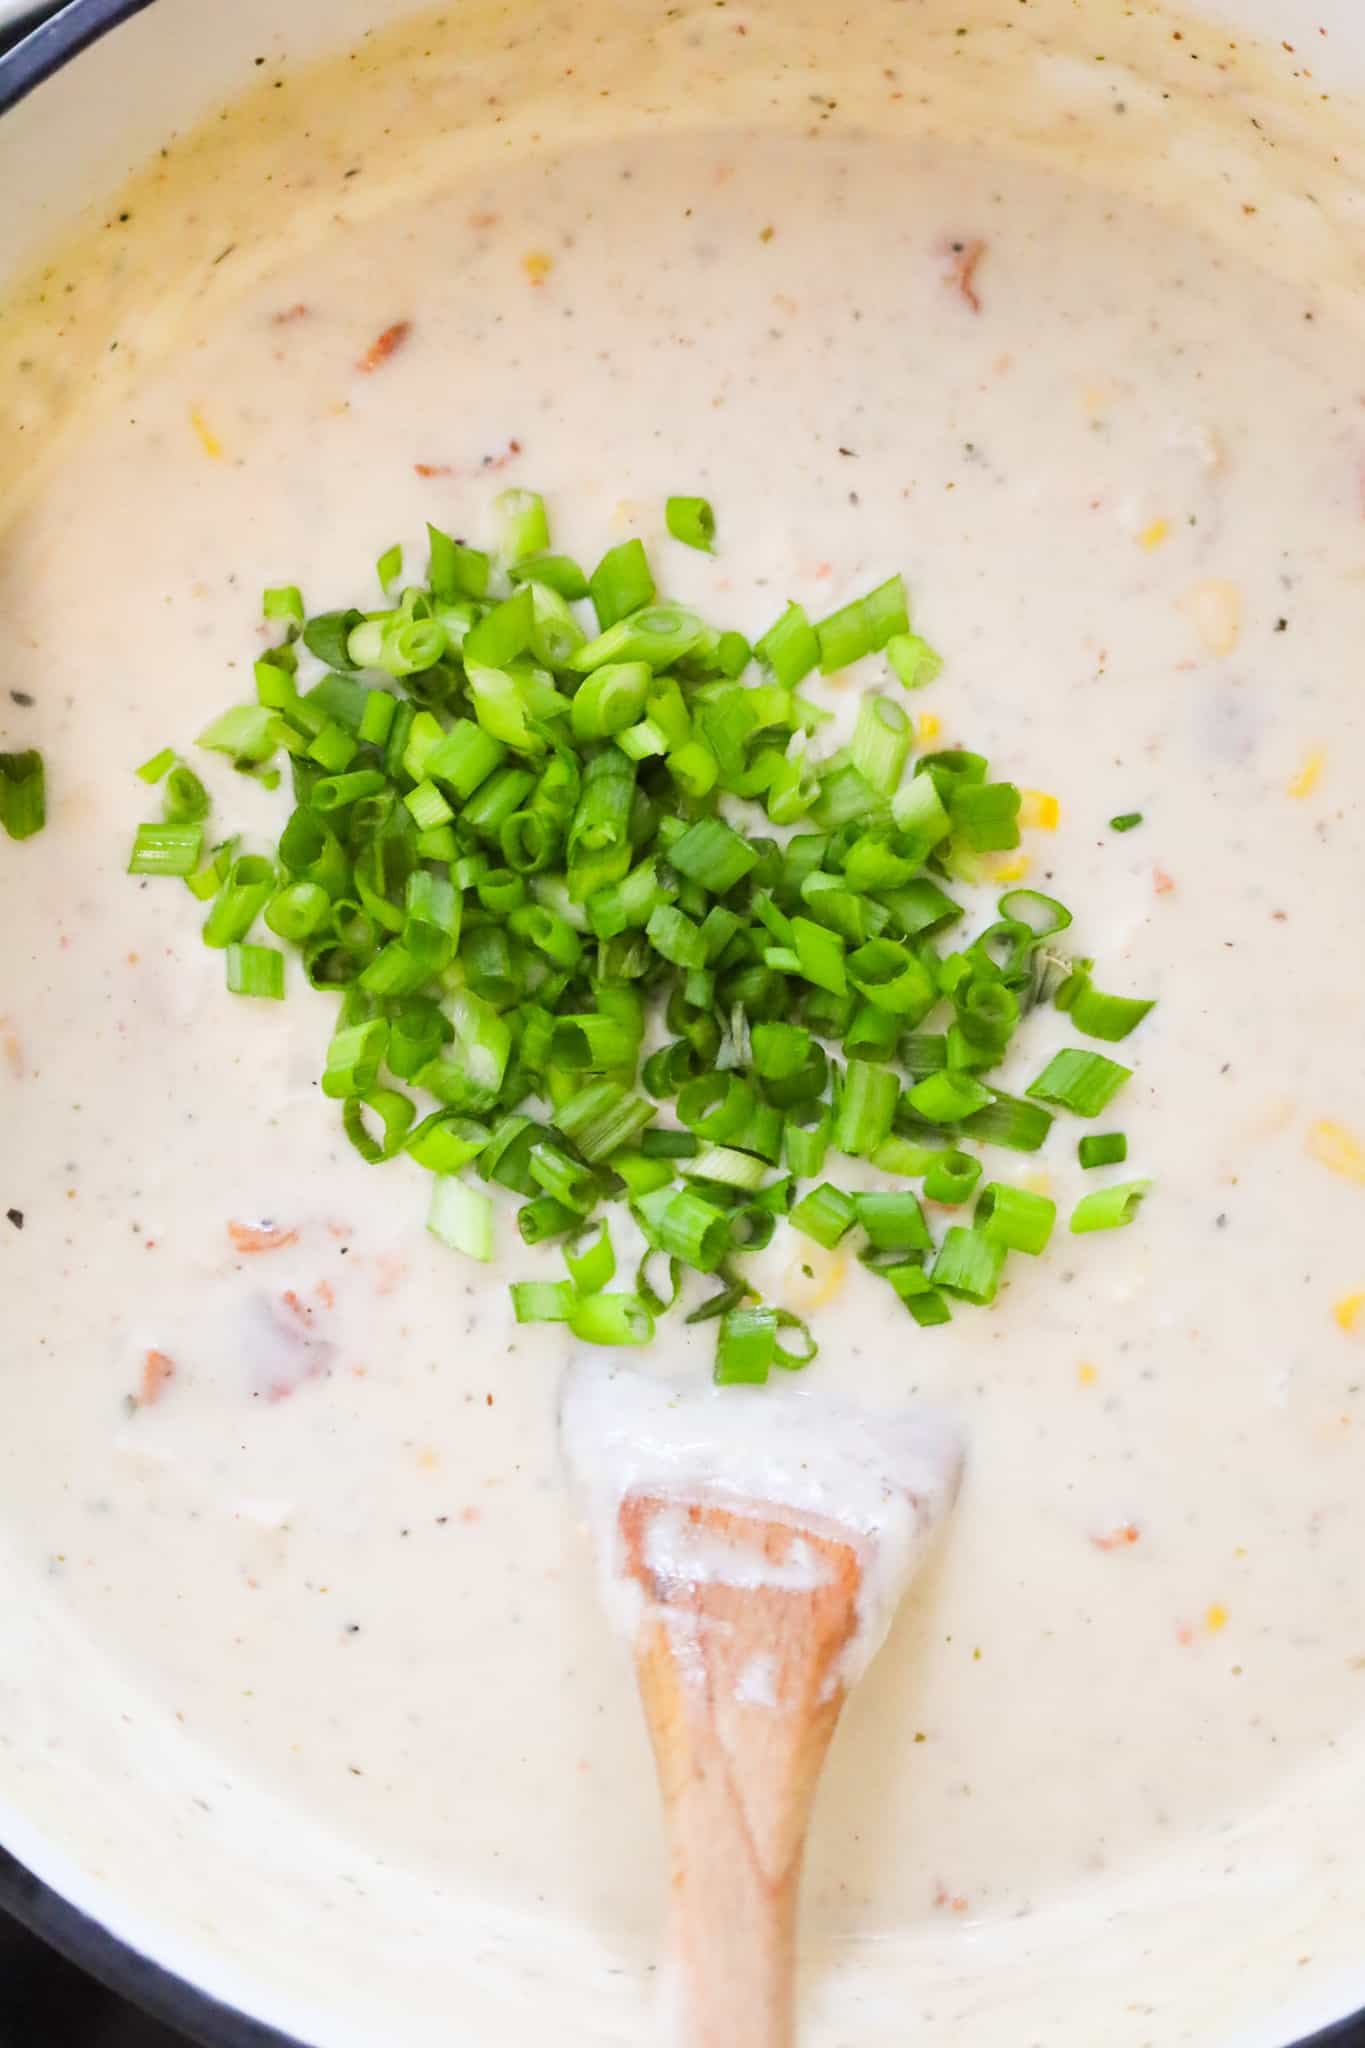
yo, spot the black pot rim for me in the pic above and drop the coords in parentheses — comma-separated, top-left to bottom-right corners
(0, 1835, 306, 2047)
(0, 2, 1363, 2044)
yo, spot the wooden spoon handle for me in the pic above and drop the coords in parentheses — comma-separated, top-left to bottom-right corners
(622, 1495, 863, 2048)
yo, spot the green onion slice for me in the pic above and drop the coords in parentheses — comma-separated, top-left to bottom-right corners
(1070, 1180, 1152, 1233)
(1027, 1048, 1132, 1117)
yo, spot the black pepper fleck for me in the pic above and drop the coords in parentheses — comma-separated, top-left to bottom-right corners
(6, 1209, 23, 1230)
(9, 691, 33, 707)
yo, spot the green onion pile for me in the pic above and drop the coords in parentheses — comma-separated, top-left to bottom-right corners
(127, 489, 1155, 1383)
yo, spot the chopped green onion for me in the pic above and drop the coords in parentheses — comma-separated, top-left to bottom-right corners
(511, 1279, 577, 1323)
(0, 750, 46, 841)
(321, 1018, 388, 1099)
(517, 1195, 579, 1244)
(771, 1309, 817, 1370)
(665, 495, 715, 553)
(715, 1305, 776, 1386)
(907, 1070, 992, 1123)
(263, 585, 305, 628)
(406, 1112, 489, 1173)
(1056, 967, 1155, 1043)
(201, 854, 275, 944)
(751, 1023, 813, 1082)
(975, 1182, 1056, 1255)
(789, 916, 846, 995)
(404, 778, 455, 831)
(890, 771, 951, 857)
(136, 746, 175, 783)
(905, 1285, 952, 1327)
(850, 694, 912, 796)
(553, 1080, 653, 1163)
(358, 689, 397, 746)
(478, 1114, 541, 1196)
(931, 1226, 1005, 1305)
(669, 817, 758, 893)
(784, 1106, 832, 1179)
(922, 1150, 982, 1205)
(998, 889, 1072, 940)
(754, 602, 820, 688)
(427, 525, 490, 603)
(959, 1092, 1054, 1152)
(571, 661, 651, 740)
(343, 1088, 416, 1162)
(427, 1176, 495, 1261)
(510, 553, 589, 600)
(494, 488, 550, 563)
(816, 575, 909, 674)
(1078, 1131, 1128, 1169)
(424, 720, 507, 799)
(128, 820, 203, 877)
(307, 721, 359, 775)
(573, 605, 706, 675)
(589, 538, 654, 631)
(1109, 811, 1143, 833)
(529, 1140, 597, 1214)
(652, 1186, 732, 1270)
(1027, 1048, 1132, 1117)
(833, 1060, 899, 1157)
(847, 937, 936, 1019)
(852, 1190, 931, 1252)
(789, 1181, 856, 1250)
(951, 781, 1021, 853)
(265, 880, 330, 942)
(646, 903, 708, 970)
(565, 1219, 615, 1294)
(1070, 1179, 1152, 1233)
(634, 1250, 683, 1316)
(196, 703, 277, 765)
(872, 1134, 939, 1179)
(885, 631, 943, 690)
(683, 1145, 774, 1192)
(301, 614, 364, 676)
(567, 1291, 654, 1347)
(225, 941, 285, 1000)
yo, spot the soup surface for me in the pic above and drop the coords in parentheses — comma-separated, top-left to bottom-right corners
(2, 2, 1365, 2042)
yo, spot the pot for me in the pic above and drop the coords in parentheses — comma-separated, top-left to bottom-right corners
(2, 2, 1364, 2043)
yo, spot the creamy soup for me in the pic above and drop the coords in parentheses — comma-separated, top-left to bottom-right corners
(3, 1, 1365, 2043)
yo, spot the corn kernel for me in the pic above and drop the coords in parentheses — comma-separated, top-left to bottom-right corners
(1289, 748, 1325, 800)
(1307, 1120, 1365, 1184)
(984, 852, 1031, 883)
(189, 405, 223, 460)
(1334, 1293, 1365, 1334)
(1019, 789, 1061, 831)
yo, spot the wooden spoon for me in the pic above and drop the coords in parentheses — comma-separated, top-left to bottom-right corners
(562, 1362, 963, 2048)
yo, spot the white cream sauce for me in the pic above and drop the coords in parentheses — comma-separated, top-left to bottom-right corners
(3, 2, 1365, 2043)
